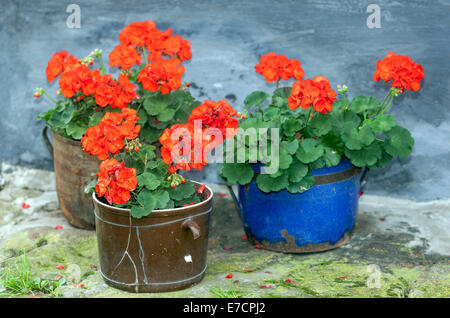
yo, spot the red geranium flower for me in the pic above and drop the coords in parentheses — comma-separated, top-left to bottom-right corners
(81, 108, 141, 160)
(288, 76, 337, 114)
(46, 51, 69, 82)
(109, 44, 143, 70)
(373, 51, 424, 92)
(95, 158, 137, 205)
(255, 52, 305, 83)
(119, 20, 157, 47)
(138, 58, 185, 94)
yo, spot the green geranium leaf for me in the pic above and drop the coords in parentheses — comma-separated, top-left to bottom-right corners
(256, 173, 289, 193)
(384, 126, 414, 157)
(286, 174, 315, 193)
(66, 121, 87, 140)
(368, 147, 393, 169)
(137, 108, 148, 125)
(341, 123, 375, 150)
(131, 205, 152, 219)
(272, 87, 291, 107)
(331, 110, 361, 131)
(88, 111, 104, 127)
(263, 107, 280, 121)
(350, 95, 380, 114)
(344, 142, 382, 167)
(287, 160, 308, 182)
(323, 146, 342, 167)
(281, 140, 299, 155)
(368, 114, 397, 134)
(168, 181, 196, 201)
(143, 94, 171, 116)
(221, 163, 254, 185)
(137, 172, 161, 190)
(309, 158, 326, 170)
(309, 113, 332, 136)
(139, 125, 162, 144)
(244, 91, 270, 109)
(157, 108, 176, 122)
(282, 118, 303, 137)
(278, 148, 293, 170)
(296, 138, 324, 164)
(151, 189, 171, 210)
(174, 195, 200, 207)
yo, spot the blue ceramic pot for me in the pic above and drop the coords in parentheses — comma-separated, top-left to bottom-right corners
(229, 158, 367, 253)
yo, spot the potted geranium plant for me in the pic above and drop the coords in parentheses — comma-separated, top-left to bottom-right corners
(84, 100, 240, 292)
(220, 52, 424, 253)
(35, 20, 199, 229)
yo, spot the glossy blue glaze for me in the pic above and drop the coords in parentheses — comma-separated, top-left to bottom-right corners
(237, 158, 362, 250)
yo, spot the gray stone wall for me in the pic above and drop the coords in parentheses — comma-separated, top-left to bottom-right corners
(1, 0, 449, 201)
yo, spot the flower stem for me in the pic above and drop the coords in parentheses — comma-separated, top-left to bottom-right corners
(376, 89, 392, 115)
(304, 108, 313, 129)
(99, 56, 106, 76)
(42, 90, 57, 104)
(379, 95, 394, 116)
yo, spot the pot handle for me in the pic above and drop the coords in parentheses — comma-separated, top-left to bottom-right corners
(227, 185, 244, 222)
(181, 218, 201, 240)
(42, 126, 54, 160)
(360, 167, 369, 191)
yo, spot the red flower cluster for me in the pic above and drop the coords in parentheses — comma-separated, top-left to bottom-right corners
(108, 20, 192, 70)
(46, 51, 95, 98)
(109, 44, 143, 70)
(373, 51, 424, 92)
(159, 100, 240, 171)
(188, 99, 239, 136)
(137, 58, 185, 94)
(288, 76, 337, 114)
(255, 52, 305, 83)
(95, 158, 137, 205)
(45, 51, 137, 106)
(93, 71, 137, 108)
(81, 108, 141, 160)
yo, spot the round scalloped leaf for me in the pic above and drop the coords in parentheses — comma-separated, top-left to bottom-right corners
(309, 113, 332, 136)
(341, 123, 375, 150)
(368, 114, 397, 134)
(244, 91, 270, 109)
(287, 160, 309, 182)
(136, 172, 161, 191)
(323, 146, 342, 167)
(221, 163, 254, 185)
(286, 174, 315, 194)
(350, 95, 380, 114)
(296, 138, 324, 164)
(344, 142, 382, 167)
(256, 173, 289, 193)
(168, 181, 196, 200)
(384, 126, 414, 157)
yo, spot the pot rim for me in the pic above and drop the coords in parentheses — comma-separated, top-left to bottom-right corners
(92, 180, 214, 215)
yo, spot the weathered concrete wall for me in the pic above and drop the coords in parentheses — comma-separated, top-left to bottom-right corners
(1, 0, 449, 201)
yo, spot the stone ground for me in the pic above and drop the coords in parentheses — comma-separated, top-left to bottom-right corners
(0, 163, 449, 298)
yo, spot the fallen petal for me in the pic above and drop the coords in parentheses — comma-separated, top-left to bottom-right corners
(284, 279, 295, 284)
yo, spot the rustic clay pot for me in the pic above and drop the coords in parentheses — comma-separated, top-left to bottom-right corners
(43, 127, 100, 230)
(92, 181, 213, 293)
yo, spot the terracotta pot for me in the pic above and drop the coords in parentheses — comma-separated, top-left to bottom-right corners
(92, 181, 213, 293)
(43, 127, 100, 230)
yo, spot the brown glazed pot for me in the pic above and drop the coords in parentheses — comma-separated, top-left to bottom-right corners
(44, 127, 100, 230)
(92, 181, 213, 293)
